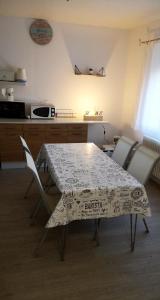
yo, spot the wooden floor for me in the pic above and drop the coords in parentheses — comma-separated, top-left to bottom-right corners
(1, 168, 160, 300)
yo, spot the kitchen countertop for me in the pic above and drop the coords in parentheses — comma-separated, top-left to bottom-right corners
(0, 118, 108, 124)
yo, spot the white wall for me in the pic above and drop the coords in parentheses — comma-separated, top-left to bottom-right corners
(122, 20, 160, 133)
(0, 16, 129, 130)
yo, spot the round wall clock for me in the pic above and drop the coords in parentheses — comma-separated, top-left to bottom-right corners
(30, 19, 53, 45)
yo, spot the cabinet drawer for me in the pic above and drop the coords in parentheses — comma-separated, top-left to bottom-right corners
(68, 124, 88, 142)
(0, 138, 22, 151)
(1, 151, 23, 162)
(46, 124, 69, 130)
(0, 124, 23, 136)
(23, 124, 45, 137)
(45, 124, 68, 134)
(45, 124, 68, 142)
(23, 125, 45, 158)
(0, 124, 23, 161)
(68, 124, 88, 134)
(68, 124, 87, 130)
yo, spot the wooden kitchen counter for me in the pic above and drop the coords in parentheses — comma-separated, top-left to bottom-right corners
(0, 118, 108, 124)
(0, 118, 108, 163)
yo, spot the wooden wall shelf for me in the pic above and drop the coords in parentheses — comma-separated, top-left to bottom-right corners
(0, 80, 26, 86)
(74, 65, 105, 77)
(75, 73, 105, 77)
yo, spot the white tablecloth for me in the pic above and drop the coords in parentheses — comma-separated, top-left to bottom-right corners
(38, 143, 151, 228)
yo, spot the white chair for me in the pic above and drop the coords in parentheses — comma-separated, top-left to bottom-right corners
(20, 135, 45, 170)
(20, 136, 47, 198)
(24, 150, 65, 260)
(19, 135, 32, 155)
(94, 136, 138, 246)
(127, 145, 160, 251)
(111, 136, 138, 169)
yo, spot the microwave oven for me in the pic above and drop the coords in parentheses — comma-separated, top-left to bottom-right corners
(0, 101, 26, 118)
(31, 105, 55, 119)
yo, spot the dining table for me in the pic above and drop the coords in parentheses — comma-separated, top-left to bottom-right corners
(38, 143, 151, 232)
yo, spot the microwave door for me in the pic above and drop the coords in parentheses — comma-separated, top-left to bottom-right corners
(33, 107, 49, 118)
(0, 101, 26, 118)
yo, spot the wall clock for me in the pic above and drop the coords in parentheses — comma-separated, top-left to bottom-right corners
(30, 19, 53, 45)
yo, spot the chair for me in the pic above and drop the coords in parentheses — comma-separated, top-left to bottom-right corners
(20, 135, 45, 170)
(127, 145, 160, 250)
(95, 143, 160, 251)
(20, 135, 46, 198)
(94, 136, 138, 246)
(111, 136, 138, 169)
(19, 135, 32, 155)
(24, 150, 65, 259)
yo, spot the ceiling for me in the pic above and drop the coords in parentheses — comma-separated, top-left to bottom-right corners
(0, 0, 160, 29)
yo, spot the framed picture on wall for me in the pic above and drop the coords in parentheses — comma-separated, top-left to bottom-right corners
(30, 19, 53, 45)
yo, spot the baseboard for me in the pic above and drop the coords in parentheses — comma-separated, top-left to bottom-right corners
(1, 161, 26, 170)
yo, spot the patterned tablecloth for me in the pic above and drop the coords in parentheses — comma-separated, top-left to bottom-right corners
(38, 143, 151, 228)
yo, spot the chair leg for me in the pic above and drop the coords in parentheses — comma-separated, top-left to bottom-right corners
(130, 214, 133, 249)
(24, 176, 35, 199)
(143, 218, 149, 233)
(30, 199, 41, 218)
(44, 174, 51, 188)
(44, 174, 55, 192)
(37, 159, 47, 173)
(36, 159, 45, 171)
(93, 219, 101, 246)
(43, 162, 48, 173)
(130, 214, 138, 252)
(33, 228, 49, 257)
(30, 199, 42, 225)
(59, 225, 67, 261)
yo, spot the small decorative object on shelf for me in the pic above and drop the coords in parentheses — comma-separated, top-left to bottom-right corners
(83, 110, 103, 121)
(15, 68, 27, 83)
(83, 115, 103, 121)
(0, 70, 15, 82)
(88, 68, 94, 75)
(1, 87, 14, 101)
(74, 65, 81, 75)
(97, 67, 105, 77)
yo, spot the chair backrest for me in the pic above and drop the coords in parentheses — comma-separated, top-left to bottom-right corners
(127, 145, 160, 185)
(19, 135, 31, 154)
(112, 136, 138, 168)
(24, 150, 51, 214)
(20, 135, 44, 170)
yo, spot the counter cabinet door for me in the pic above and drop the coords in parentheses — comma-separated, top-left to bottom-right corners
(67, 124, 88, 142)
(23, 124, 45, 159)
(0, 124, 24, 161)
(45, 124, 69, 143)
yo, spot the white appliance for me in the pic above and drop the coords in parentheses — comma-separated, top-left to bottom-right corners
(31, 105, 55, 119)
